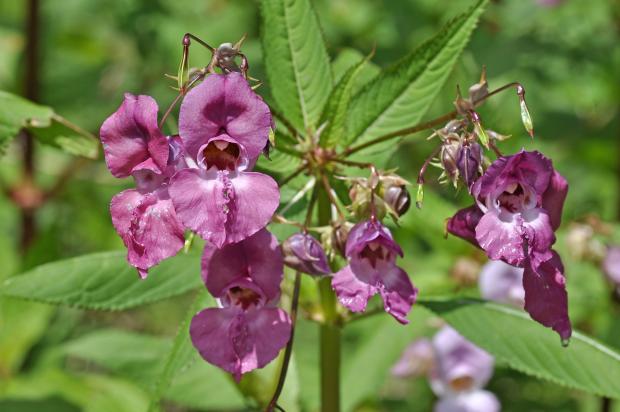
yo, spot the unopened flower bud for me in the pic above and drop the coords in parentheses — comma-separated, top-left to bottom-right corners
(456, 142, 482, 189)
(384, 184, 411, 217)
(468, 67, 488, 105)
(451, 256, 481, 287)
(282, 233, 330, 276)
(440, 139, 461, 187)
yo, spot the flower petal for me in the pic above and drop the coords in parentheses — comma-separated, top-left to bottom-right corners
(603, 246, 620, 285)
(179, 73, 272, 162)
(434, 390, 500, 412)
(332, 265, 377, 313)
(379, 265, 417, 324)
(520, 207, 555, 265)
(475, 210, 526, 266)
(170, 170, 279, 248)
(523, 252, 572, 341)
(345, 220, 402, 258)
(169, 169, 228, 247)
(190, 307, 290, 381)
(202, 229, 284, 301)
(541, 170, 568, 231)
(446, 205, 483, 247)
(100, 94, 168, 178)
(391, 338, 435, 378)
(110, 188, 184, 278)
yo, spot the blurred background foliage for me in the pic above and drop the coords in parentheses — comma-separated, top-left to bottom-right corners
(0, 0, 618, 411)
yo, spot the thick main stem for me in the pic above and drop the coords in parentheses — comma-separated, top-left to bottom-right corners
(317, 188, 341, 412)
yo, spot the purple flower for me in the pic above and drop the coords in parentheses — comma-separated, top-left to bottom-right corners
(478, 260, 524, 306)
(331, 220, 417, 324)
(100, 95, 185, 278)
(602, 246, 620, 286)
(430, 326, 494, 396)
(282, 232, 331, 276)
(169, 72, 279, 248)
(190, 229, 291, 381)
(434, 390, 500, 412)
(391, 338, 434, 378)
(447, 150, 571, 340)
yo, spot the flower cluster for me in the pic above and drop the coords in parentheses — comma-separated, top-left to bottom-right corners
(392, 326, 500, 412)
(100, 72, 290, 379)
(447, 150, 571, 341)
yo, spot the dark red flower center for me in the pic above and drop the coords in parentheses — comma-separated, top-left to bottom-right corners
(203, 140, 240, 171)
(227, 286, 262, 310)
(359, 242, 388, 268)
(497, 183, 533, 213)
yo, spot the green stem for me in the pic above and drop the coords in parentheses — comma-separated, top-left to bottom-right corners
(317, 188, 341, 412)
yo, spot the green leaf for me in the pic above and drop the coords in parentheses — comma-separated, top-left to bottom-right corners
(0, 90, 98, 158)
(346, 0, 488, 149)
(319, 52, 373, 148)
(148, 290, 213, 411)
(29, 115, 99, 159)
(331, 48, 380, 89)
(62, 329, 170, 385)
(260, 0, 333, 132)
(1, 251, 202, 310)
(0, 90, 53, 147)
(420, 297, 620, 400)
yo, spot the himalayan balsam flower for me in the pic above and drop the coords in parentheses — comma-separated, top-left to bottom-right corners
(169, 72, 279, 248)
(190, 229, 291, 381)
(282, 232, 331, 276)
(432, 327, 499, 412)
(447, 150, 571, 341)
(332, 220, 417, 324)
(602, 246, 620, 287)
(479, 259, 525, 306)
(100, 94, 185, 278)
(392, 326, 499, 412)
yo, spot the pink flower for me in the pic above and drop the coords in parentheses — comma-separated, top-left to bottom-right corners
(100, 95, 185, 278)
(447, 150, 571, 340)
(190, 229, 291, 381)
(331, 220, 417, 324)
(169, 72, 279, 248)
(602, 246, 620, 286)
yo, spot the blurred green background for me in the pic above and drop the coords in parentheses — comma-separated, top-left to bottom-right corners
(0, 0, 619, 411)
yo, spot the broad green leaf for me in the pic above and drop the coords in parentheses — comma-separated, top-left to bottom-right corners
(62, 329, 170, 386)
(260, 0, 333, 132)
(1, 251, 202, 311)
(420, 297, 620, 400)
(29, 115, 98, 159)
(0, 299, 53, 374)
(319, 52, 373, 148)
(148, 290, 212, 411)
(0, 90, 98, 158)
(331, 48, 380, 89)
(164, 359, 246, 410)
(0, 90, 53, 148)
(346, 0, 488, 149)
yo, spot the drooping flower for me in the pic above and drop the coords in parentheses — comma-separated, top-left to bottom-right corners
(331, 220, 417, 324)
(446, 150, 571, 340)
(391, 338, 435, 378)
(602, 246, 620, 287)
(282, 232, 331, 276)
(391, 326, 500, 412)
(478, 259, 525, 306)
(100, 94, 185, 278)
(169, 72, 279, 248)
(190, 229, 291, 381)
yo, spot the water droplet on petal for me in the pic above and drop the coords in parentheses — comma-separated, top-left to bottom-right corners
(561, 338, 570, 348)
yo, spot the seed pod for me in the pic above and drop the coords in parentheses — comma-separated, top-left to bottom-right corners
(282, 233, 331, 276)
